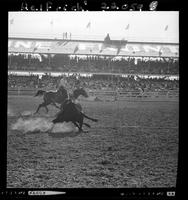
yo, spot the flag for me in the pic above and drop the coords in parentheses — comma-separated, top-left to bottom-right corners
(33, 47, 38, 52)
(10, 19, 14, 25)
(164, 25, 168, 31)
(116, 47, 121, 55)
(159, 51, 162, 56)
(104, 33, 110, 42)
(125, 24, 129, 30)
(86, 22, 91, 29)
(73, 45, 79, 54)
(33, 45, 39, 52)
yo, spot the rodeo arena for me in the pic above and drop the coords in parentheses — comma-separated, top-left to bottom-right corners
(7, 13, 179, 189)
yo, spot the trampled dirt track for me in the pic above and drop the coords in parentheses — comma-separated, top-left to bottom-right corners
(7, 96, 178, 188)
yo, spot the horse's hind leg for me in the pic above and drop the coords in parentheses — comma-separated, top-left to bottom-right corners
(35, 102, 48, 114)
(44, 105, 49, 113)
(83, 122, 91, 128)
(78, 116, 84, 132)
(73, 122, 80, 130)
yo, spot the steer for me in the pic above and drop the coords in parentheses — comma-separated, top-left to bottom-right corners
(52, 101, 98, 132)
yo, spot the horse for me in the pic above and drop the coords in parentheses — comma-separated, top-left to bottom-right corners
(34, 86, 88, 114)
(52, 100, 98, 132)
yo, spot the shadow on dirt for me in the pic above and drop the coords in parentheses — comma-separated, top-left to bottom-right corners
(48, 130, 89, 138)
(26, 130, 47, 135)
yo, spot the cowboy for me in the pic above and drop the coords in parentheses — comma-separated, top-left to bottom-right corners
(56, 76, 69, 99)
(57, 77, 67, 90)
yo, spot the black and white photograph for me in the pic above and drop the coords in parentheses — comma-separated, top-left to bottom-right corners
(7, 11, 179, 188)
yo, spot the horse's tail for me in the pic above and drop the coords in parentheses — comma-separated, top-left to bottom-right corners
(81, 112, 98, 122)
(34, 90, 46, 97)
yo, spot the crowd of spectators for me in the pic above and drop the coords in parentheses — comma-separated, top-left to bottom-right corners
(8, 54, 179, 75)
(8, 73, 179, 92)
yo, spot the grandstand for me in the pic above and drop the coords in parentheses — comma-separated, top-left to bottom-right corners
(8, 36, 179, 100)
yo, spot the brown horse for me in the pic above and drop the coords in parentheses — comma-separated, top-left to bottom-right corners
(34, 86, 88, 114)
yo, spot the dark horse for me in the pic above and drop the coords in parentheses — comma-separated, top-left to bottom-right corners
(34, 86, 88, 114)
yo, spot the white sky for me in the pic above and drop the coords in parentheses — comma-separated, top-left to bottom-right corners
(8, 12, 179, 43)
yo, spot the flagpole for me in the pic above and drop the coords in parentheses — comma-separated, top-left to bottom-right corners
(50, 19, 53, 38)
(9, 19, 14, 37)
(125, 24, 130, 41)
(164, 25, 168, 43)
(86, 21, 91, 40)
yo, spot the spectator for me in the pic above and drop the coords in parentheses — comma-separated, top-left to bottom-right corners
(8, 73, 179, 92)
(8, 53, 179, 75)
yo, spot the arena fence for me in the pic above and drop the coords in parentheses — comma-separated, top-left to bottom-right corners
(88, 90, 178, 101)
(8, 87, 179, 102)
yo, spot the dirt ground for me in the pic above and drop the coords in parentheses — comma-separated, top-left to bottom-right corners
(7, 96, 179, 188)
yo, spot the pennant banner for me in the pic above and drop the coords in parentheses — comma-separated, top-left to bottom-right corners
(125, 24, 130, 30)
(8, 39, 179, 57)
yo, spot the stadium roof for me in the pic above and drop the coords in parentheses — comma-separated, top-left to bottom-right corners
(8, 37, 179, 58)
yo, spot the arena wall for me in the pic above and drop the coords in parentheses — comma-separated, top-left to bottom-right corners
(8, 88, 179, 102)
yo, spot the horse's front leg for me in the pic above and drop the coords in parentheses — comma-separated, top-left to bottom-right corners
(45, 106, 49, 113)
(34, 102, 44, 114)
(34, 105, 41, 114)
(51, 101, 60, 109)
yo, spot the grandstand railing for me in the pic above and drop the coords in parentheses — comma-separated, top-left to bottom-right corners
(8, 88, 179, 101)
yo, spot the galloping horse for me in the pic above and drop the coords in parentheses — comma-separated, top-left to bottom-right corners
(34, 86, 88, 114)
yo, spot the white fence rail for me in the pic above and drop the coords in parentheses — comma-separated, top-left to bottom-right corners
(88, 90, 179, 101)
(8, 88, 179, 101)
